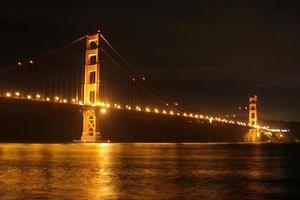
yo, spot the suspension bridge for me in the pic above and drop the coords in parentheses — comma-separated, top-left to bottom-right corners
(0, 31, 291, 143)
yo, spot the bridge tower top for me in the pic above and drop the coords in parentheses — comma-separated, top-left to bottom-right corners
(249, 95, 258, 127)
(84, 33, 101, 105)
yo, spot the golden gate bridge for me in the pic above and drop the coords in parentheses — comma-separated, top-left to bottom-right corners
(0, 31, 290, 142)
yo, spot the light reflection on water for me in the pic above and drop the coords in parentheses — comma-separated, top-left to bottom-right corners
(0, 143, 299, 199)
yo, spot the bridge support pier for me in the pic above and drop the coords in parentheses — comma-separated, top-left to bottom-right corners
(81, 108, 101, 142)
(244, 128, 261, 142)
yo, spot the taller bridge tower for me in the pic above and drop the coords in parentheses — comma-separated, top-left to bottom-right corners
(81, 33, 101, 142)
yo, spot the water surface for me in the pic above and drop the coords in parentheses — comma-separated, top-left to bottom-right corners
(0, 143, 299, 199)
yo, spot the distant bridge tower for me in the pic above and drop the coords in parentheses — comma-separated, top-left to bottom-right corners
(244, 95, 261, 142)
(248, 95, 258, 127)
(81, 33, 101, 142)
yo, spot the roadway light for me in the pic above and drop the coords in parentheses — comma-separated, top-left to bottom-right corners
(72, 99, 76, 103)
(63, 99, 67, 103)
(46, 97, 50, 101)
(6, 92, 11, 97)
(17, 62, 22, 66)
(36, 94, 41, 99)
(29, 60, 34, 64)
(55, 96, 59, 101)
(27, 95, 32, 99)
(101, 108, 107, 114)
(15, 92, 20, 97)
(136, 106, 141, 111)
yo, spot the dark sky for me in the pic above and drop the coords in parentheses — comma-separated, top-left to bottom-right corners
(1, 0, 300, 121)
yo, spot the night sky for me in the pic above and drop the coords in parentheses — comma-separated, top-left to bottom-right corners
(1, 1, 300, 121)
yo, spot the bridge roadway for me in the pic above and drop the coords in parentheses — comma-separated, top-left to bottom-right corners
(1, 97, 296, 143)
(0, 94, 249, 126)
(0, 97, 254, 143)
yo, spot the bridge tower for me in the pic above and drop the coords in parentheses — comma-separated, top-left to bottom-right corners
(244, 95, 260, 142)
(249, 95, 258, 127)
(81, 33, 101, 142)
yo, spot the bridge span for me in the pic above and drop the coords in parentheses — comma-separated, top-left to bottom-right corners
(0, 31, 294, 143)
